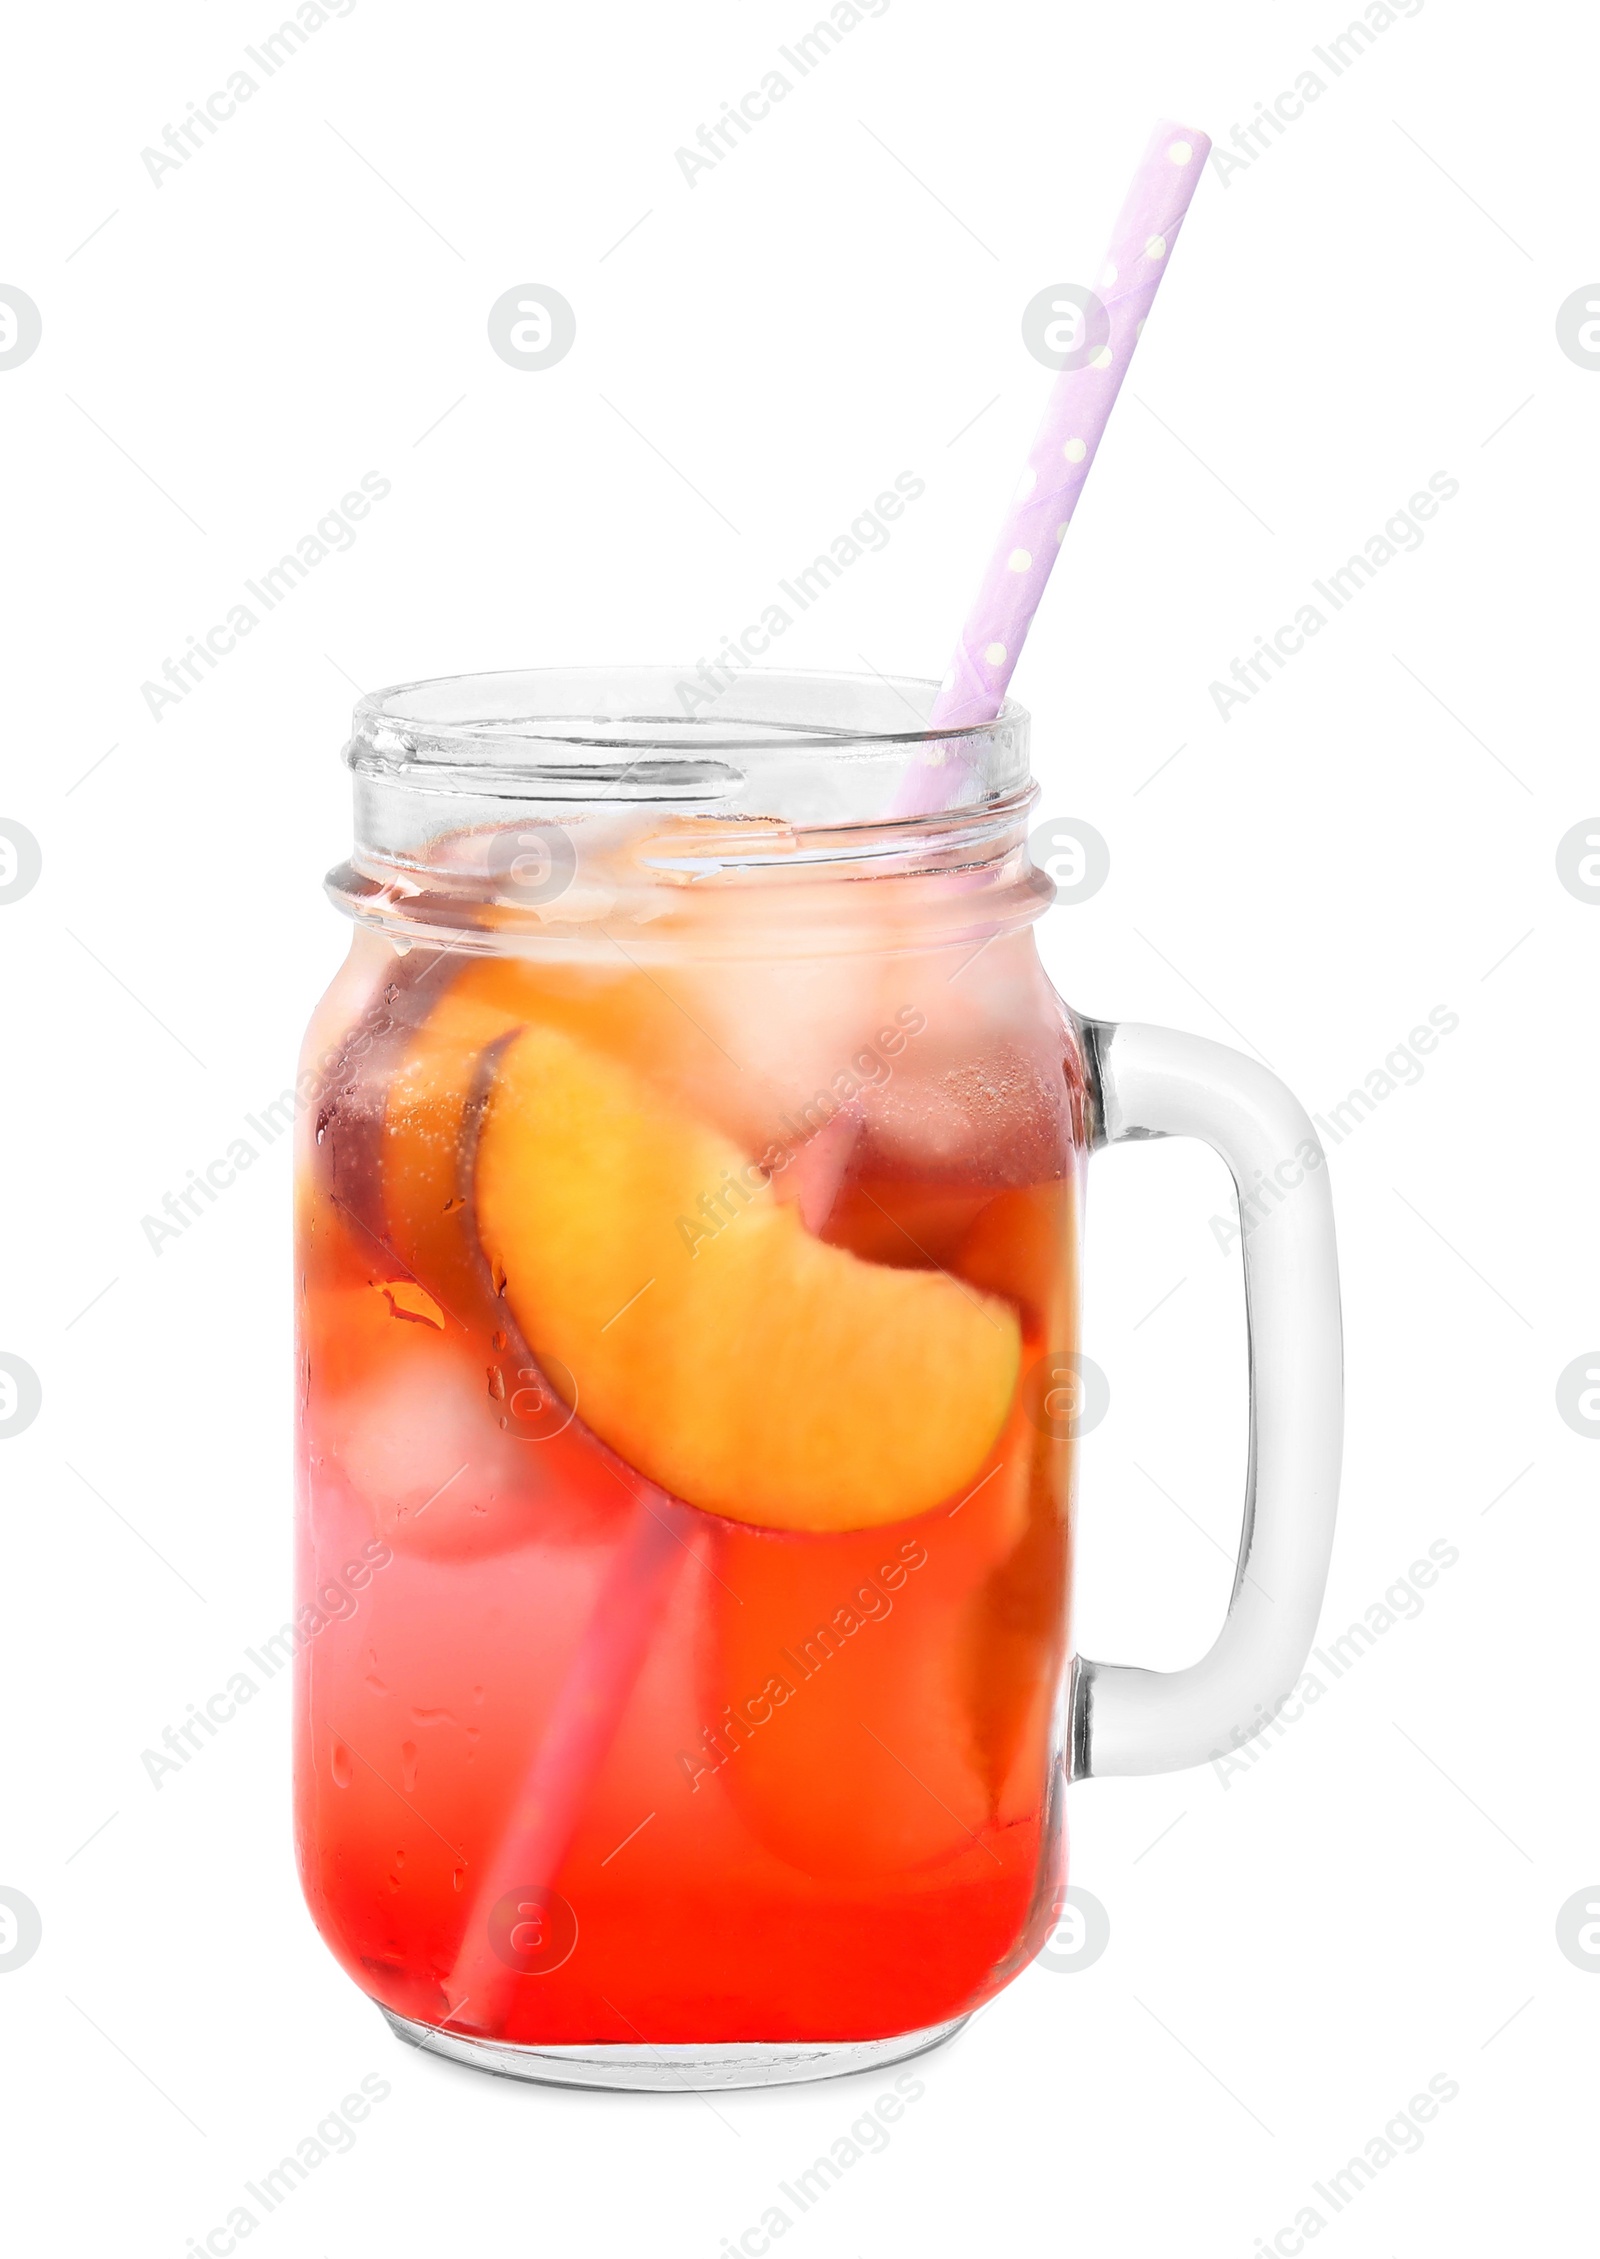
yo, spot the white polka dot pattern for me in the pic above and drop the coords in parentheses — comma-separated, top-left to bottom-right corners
(901, 117, 1213, 799)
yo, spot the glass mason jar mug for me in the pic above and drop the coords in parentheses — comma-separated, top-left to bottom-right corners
(294, 667, 1342, 2091)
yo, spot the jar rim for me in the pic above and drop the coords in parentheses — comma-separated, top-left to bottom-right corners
(346, 664, 1029, 815)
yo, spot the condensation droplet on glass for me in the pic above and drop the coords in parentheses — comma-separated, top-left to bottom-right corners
(400, 1740, 419, 1792)
(330, 1742, 353, 1788)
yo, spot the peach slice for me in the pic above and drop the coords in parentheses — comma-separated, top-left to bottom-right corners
(955, 1179, 1077, 1340)
(380, 954, 753, 1295)
(704, 1428, 1033, 1878)
(381, 973, 532, 1319)
(474, 1023, 1022, 1531)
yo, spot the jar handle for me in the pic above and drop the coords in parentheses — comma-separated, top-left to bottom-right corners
(1070, 1019, 1343, 1778)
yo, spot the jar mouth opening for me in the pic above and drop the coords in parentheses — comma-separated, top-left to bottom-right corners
(347, 665, 1029, 816)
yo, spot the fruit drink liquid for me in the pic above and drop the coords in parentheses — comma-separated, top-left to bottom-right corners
(295, 672, 1086, 2056)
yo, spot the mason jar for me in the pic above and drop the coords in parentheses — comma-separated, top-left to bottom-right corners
(293, 666, 1341, 2091)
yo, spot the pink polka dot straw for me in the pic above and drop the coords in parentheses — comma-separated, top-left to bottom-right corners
(895, 120, 1212, 815)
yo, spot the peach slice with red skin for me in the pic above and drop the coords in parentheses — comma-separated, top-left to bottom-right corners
(474, 1022, 1023, 1532)
(379, 954, 753, 1312)
(705, 1419, 1033, 1877)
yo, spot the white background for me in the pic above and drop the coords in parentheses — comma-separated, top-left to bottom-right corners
(1, 0, 1594, 2251)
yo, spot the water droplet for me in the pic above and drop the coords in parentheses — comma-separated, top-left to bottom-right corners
(378, 1280, 445, 1330)
(400, 1740, 419, 1792)
(330, 1742, 353, 1788)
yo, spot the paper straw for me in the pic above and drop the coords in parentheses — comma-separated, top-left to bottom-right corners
(895, 120, 1212, 814)
(440, 1117, 874, 2035)
(444, 1491, 691, 2032)
(432, 121, 1214, 2041)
